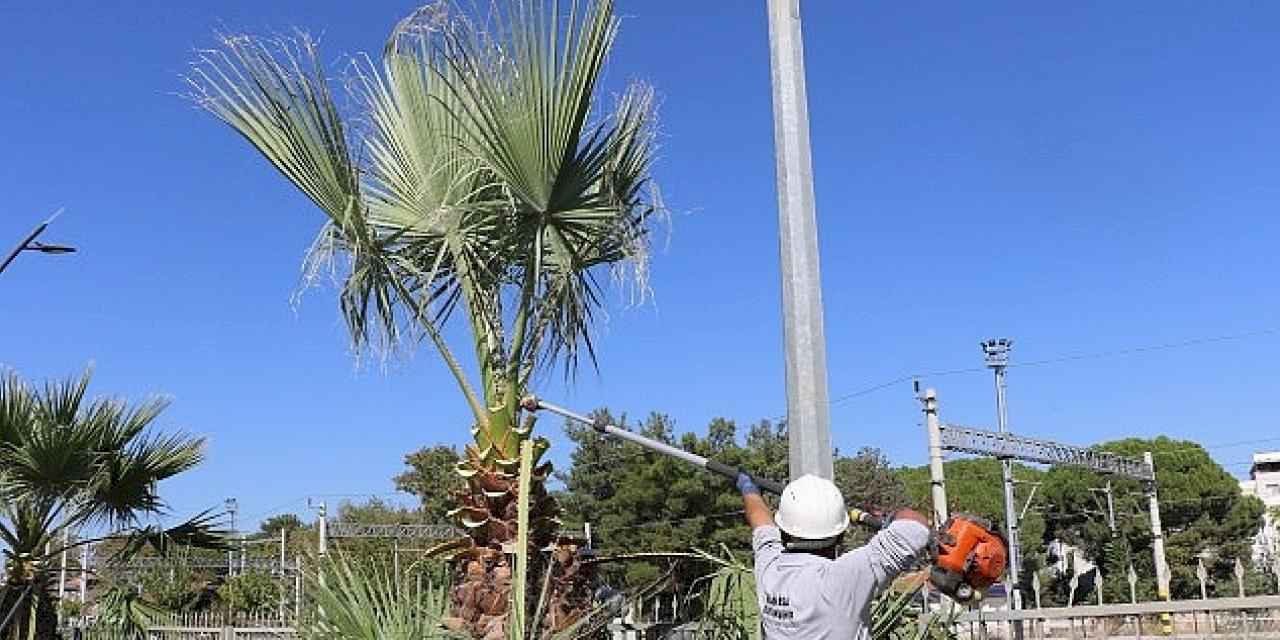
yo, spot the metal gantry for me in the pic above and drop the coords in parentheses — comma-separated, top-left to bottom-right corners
(326, 523, 460, 539)
(937, 424, 1154, 481)
(109, 557, 289, 572)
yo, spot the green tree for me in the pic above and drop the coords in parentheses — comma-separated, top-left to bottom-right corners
(0, 368, 214, 640)
(557, 412, 740, 587)
(137, 560, 209, 613)
(259, 514, 303, 537)
(190, 0, 661, 635)
(217, 571, 280, 614)
(1039, 437, 1265, 602)
(393, 445, 463, 522)
(834, 448, 909, 514)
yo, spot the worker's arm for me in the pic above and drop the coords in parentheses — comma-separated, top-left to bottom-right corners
(737, 473, 774, 529)
(833, 512, 932, 596)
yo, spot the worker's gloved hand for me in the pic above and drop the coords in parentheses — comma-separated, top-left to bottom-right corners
(736, 472, 760, 496)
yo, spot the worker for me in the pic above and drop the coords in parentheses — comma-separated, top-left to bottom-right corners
(738, 472, 931, 640)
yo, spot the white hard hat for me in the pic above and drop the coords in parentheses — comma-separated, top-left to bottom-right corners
(774, 474, 849, 543)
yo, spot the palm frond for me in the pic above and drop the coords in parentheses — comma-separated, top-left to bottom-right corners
(427, 0, 660, 381)
(95, 585, 168, 640)
(187, 32, 398, 357)
(189, 28, 487, 417)
(186, 32, 359, 224)
(108, 510, 230, 562)
(0, 371, 36, 452)
(303, 552, 460, 640)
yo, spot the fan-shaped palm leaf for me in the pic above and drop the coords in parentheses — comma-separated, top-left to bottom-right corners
(189, 1, 660, 632)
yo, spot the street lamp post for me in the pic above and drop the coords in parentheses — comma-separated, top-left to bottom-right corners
(1, 210, 76, 275)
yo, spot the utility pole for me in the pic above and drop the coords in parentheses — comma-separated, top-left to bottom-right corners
(1146, 453, 1167, 596)
(309, 499, 328, 557)
(1105, 481, 1116, 534)
(79, 543, 89, 604)
(1143, 452, 1171, 602)
(57, 530, 68, 626)
(1089, 481, 1117, 534)
(766, 0, 833, 481)
(1144, 451, 1175, 635)
(293, 557, 303, 619)
(919, 386, 949, 526)
(58, 530, 69, 602)
(279, 528, 288, 620)
(225, 497, 238, 577)
(982, 338, 1022, 639)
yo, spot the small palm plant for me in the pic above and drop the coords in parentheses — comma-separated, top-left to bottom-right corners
(188, 0, 660, 635)
(0, 368, 218, 640)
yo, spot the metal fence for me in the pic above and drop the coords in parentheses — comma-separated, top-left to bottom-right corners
(952, 595, 1280, 639)
(142, 611, 296, 640)
(144, 627, 295, 640)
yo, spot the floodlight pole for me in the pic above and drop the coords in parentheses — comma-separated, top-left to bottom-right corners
(983, 338, 1023, 640)
(766, 0, 833, 480)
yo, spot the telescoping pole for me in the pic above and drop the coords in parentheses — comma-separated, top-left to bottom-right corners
(523, 396, 886, 528)
(523, 396, 786, 494)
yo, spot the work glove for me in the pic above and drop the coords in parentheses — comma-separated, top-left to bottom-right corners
(736, 472, 760, 496)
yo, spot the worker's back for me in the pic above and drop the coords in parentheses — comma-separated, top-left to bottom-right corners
(752, 521, 930, 640)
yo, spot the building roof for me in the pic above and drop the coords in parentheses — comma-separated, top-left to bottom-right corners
(1253, 451, 1280, 465)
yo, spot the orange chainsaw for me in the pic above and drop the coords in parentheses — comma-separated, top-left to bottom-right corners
(523, 396, 1008, 603)
(847, 507, 1007, 602)
(926, 514, 1008, 602)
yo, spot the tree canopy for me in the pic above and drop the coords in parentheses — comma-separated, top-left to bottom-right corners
(393, 445, 464, 523)
(1038, 437, 1267, 601)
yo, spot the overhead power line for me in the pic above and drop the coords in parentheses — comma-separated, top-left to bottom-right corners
(818, 326, 1280, 415)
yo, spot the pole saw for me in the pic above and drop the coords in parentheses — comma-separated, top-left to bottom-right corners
(521, 395, 1008, 603)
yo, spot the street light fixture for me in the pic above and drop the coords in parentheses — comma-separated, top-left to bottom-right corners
(0, 209, 77, 275)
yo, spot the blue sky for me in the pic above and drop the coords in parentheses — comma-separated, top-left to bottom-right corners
(2, 1, 1279, 530)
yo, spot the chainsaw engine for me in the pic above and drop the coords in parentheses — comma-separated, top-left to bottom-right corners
(928, 514, 1008, 603)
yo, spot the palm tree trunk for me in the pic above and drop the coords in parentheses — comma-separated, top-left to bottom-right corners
(1, 581, 57, 640)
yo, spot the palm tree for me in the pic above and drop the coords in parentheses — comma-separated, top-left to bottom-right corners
(187, 0, 659, 636)
(0, 367, 213, 640)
